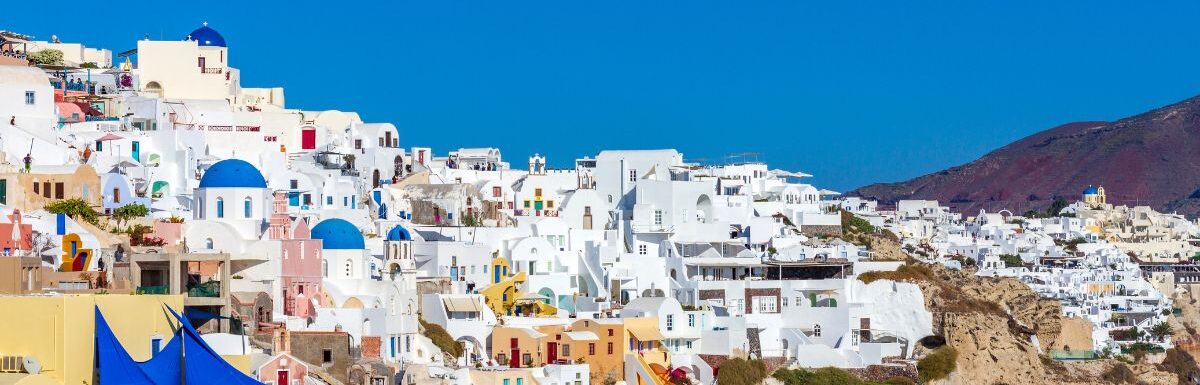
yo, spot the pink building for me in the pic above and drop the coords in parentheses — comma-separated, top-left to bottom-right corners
(269, 193, 323, 318)
(256, 352, 308, 385)
(0, 210, 33, 255)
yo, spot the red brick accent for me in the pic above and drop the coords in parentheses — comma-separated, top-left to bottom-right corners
(361, 336, 381, 359)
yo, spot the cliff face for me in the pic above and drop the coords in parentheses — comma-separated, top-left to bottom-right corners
(907, 264, 1178, 385)
(851, 94, 1200, 217)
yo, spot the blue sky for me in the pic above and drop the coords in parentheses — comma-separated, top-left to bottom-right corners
(7, 1, 1200, 190)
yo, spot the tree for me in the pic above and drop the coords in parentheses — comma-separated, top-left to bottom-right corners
(45, 198, 99, 225)
(1150, 322, 1173, 341)
(1047, 197, 1069, 217)
(79, 62, 98, 69)
(27, 49, 64, 66)
(999, 254, 1024, 267)
(112, 203, 150, 228)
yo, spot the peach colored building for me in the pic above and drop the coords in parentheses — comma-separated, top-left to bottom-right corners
(256, 352, 308, 385)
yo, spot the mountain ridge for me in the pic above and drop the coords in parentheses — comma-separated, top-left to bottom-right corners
(851, 94, 1200, 217)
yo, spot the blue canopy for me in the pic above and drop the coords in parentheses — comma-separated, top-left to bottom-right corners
(95, 306, 263, 385)
(165, 307, 264, 385)
(94, 308, 157, 385)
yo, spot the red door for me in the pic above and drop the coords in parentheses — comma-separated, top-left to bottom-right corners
(301, 129, 316, 150)
(509, 349, 520, 367)
(547, 342, 558, 364)
(277, 370, 289, 385)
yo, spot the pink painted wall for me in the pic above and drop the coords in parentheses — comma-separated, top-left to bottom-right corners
(257, 353, 308, 385)
(152, 221, 183, 245)
(279, 219, 322, 317)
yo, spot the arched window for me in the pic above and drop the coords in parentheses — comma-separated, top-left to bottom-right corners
(322, 260, 328, 277)
(216, 197, 225, 218)
(345, 259, 353, 277)
(205, 238, 214, 250)
(243, 197, 252, 218)
(813, 324, 822, 337)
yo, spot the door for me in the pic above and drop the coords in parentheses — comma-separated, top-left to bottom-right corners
(547, 342, 557, 364)
(277, 370, 289, 385)
(198, 56, 206, 70)
(583, 207, 592, 230)
(509, 349, 520, 367)
(301, 129, 316, 150)
(288, 192, 299, 206)
(860, 318, 871, 342)
(131, 141, 140, 162)
(0, 179, 6, 205)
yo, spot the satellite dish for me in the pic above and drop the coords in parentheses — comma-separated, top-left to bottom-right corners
(23, 356, 41, 374)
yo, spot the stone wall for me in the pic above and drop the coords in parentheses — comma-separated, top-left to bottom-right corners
(848, 363, 918, 383)
(800, 225, 842, 237)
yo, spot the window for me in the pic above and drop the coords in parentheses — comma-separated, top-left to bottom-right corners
(547, 200, 554, 208)
(666, 315, 673, 331)
(562, 344, 570, 356)
(638, 245, 647, 255)
(290, 179, 298, 189)
(244, 197, 253, 217)
(607, 342, 613, 354)
(522, 353, 532, 366)
(654, 210, 663, 225)
(326, 196, 333, 205)
(322, 349, 332, 364)
(493, 186, 502, 197)
(686, 340, 693, 349)
(516, 379, 523, 385)
(535, 188, 543, 196)
(112, 187, 120, 202)
(730, 298, 744, 315)
(628, 169, 637, 182)
(523, 200, 531, 208)
(813, 324, 821, 337)
(54, 183, 64, 199)
(782, 297, 788, 308)
(216, 198, 225, 218)
(588, 343, 595, 355)
(24, 91, 34, 105)
(608, 329, 614, 337)
(688, 314, 695, 327)
(354, 139, 362, 149)
(754, 296, 778, 313)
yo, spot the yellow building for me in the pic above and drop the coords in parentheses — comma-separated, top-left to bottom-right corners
(0, 294, 184, 385)
(1082, 185, 1106, 207)
(490, 318, 667, 383)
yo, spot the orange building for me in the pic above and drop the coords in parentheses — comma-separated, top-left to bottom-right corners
(490, 317, 668, 382)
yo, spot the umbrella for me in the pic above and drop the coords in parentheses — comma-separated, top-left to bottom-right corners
(95, 133, 124, 142)
(771, 169, 813, 179)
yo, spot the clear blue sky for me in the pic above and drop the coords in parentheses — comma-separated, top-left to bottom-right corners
(7, 1, 1200, 190)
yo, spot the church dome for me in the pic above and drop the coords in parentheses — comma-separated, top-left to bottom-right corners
(188, 23, 227, 47)
(1083, 185, 1099, 195)
(311, 218, 365, 250)
(386, 224, 412, 241)
(199, 159, 267, 189)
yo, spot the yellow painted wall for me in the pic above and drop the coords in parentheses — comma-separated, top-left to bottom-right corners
(0, 294, 183, 385)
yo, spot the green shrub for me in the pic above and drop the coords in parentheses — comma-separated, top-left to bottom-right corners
(45, 198, 99, 225)
(917, 346, 957, 383)
(27, 49, 63, 66)
(841, 210, 875, 234)
(419, 318, 463, 358)
(998, 254, 1023, 267)
(716, 358, 766, 385)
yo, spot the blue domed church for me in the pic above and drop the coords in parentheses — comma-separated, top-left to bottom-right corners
(311, 218, 374, 280)
(191, 159, 272, 240)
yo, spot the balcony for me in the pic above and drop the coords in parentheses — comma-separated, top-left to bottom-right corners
(201, 67, 223, 74)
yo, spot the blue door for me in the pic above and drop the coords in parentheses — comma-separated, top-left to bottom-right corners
(288, 192, 299, 206)
(450, 267, 459, 281)
(131, 141, 140, 162)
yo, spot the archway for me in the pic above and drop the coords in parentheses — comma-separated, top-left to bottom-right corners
(696, 195, 713, 223)
(144, 81, 163, 95)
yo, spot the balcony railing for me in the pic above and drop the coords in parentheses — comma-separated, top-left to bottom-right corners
(136, 285, 169, 295)
(201, 67, 223, 74)
(187, 281, 221, 298)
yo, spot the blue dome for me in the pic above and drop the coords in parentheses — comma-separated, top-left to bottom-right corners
(311, 219, 365, 250)
(386, 225, 412, 241)
(199, 159, 266, 188)
(188, 24, 227, 47)
(1083, 185, 1099, 195)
